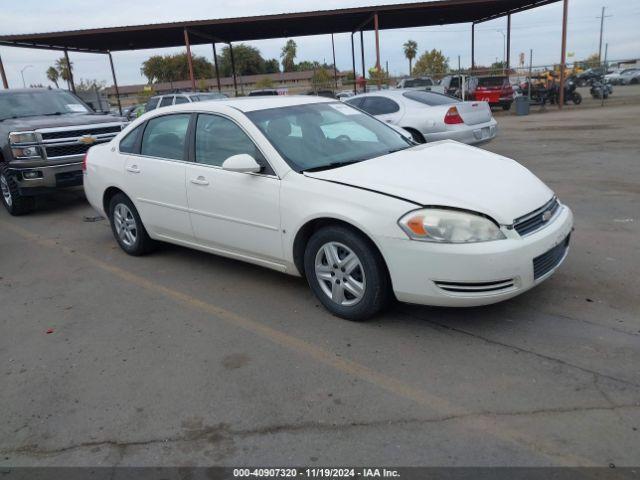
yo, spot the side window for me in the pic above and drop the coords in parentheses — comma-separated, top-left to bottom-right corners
(174, 96, 189, 105)
(145, 97, 159, 111)
(159, 96, 174, 108)
(195, 114, 265, 168)
(140, 114, 191, 161)
(119, 125, 142, 153)
(361, 97, 400, 115)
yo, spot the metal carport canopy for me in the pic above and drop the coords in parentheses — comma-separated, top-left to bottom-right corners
(0, 0, 560, 52)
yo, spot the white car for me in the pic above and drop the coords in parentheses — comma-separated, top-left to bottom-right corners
(345, 90, 497, 145)
(83, 96, 573, 320)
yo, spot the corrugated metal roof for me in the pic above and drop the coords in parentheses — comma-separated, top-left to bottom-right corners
(0, 0, 559, 52)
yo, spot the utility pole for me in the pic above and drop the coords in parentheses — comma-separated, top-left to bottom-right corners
(597, 7, 611, 63)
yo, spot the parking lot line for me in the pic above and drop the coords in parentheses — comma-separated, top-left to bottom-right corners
(0, 218, 598, 466)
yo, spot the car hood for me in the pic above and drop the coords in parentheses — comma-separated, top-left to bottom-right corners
(1, 113, 125, 131)
(304, 140, 554, 224)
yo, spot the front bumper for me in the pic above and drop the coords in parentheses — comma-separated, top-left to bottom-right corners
(378, 204, 574, 307)
(8, 159, 84, 195)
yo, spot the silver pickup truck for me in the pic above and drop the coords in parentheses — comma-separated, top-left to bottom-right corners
(0, 88, 127, 215)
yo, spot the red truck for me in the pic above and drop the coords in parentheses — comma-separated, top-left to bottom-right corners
(472, 76, 514, 111)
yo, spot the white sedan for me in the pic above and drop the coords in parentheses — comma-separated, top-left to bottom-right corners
(345, 90, 498, 145)
(83, 96, 573, 320)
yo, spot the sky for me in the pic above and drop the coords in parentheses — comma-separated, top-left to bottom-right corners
(1, 0, 639, 88)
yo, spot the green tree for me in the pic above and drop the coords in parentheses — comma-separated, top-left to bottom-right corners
(582, 53, 601, 69)
(264, 58, 280, 74)
(412, 49, 449, 76)
(311, 68, 333, 91)
(54, 57, 73, 89)
(76, 78, 107, 92)
(141, 52, 213, 84)
(217, 44, 266, 76)
(46, 67, 60, 88)
(281, 39, 297, 72)
(403, 40, 418, 76)
(368, 66, 389, 86)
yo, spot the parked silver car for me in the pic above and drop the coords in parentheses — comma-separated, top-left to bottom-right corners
(619, 69, 640, 85)
(346, 90, 497, 145)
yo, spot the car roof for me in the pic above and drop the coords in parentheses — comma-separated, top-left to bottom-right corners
(347, 90, 408, 99)
(157, 94, 334, 113)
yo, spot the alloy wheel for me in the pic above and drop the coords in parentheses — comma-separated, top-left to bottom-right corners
(113, 203, 138, 247)
(0, 174, 12, 207)
(314, 241, 366, 306)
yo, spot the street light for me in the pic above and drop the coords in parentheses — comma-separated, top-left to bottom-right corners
(20, 65, 33, 88)
(496, 30, 506, 66)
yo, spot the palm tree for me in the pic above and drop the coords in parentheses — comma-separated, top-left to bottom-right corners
(54, 57, 73, 89)
(403, 40, 418, 76)
(46, 66, 60, 88)
(280, 39, 297, 72)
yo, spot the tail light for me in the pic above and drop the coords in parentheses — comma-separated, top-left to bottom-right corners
(82, 152, 88, 172)
(444, 106, 464, 125)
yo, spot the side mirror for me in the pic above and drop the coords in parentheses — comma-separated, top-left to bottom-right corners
(221, 154, 262, 174)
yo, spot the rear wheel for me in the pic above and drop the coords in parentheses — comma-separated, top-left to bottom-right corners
(572, 92, 583, 105)
(502, 103, 512, 111)
(108, 193, 156, 256)
(304, 225, 390, 321)
(0, 164, 35, 216)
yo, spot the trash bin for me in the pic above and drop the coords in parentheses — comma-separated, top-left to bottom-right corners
(515, 96, 530, 116)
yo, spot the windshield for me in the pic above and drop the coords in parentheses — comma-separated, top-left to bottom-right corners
(246, 102, 412, 172)
(0, 90, 91, 121)
(478, 77, 507, 87)
(403, 91, 460, 106)
(404, 78, 433, 87)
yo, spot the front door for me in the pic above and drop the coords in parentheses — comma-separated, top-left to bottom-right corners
(185, 113, 282, 265)
(122, 113, 194, 242)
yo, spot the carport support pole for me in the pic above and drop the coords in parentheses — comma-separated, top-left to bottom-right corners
(0, 53, 8, 89)
(64, 49, 76, 94)
(229, 43, 238, 97)
(360, 30, 366, 93)
(212, 43, 221, 93)
(471, 23, 475, 72)
(184, 29, 196, 91)
(558, 0, 569, 109)
(506, 14, 511, 74)
(107, 51, 122, 116)
(374, 13, 381, 72)
(351, 34, 357, 95)
(331, 34, 338, 90)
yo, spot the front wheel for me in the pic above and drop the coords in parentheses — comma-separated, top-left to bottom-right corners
(0, 165, 35, 216)
(304, 226, 390, 321)
(108, 193, 156, 256)
(572, 92, 582, 105)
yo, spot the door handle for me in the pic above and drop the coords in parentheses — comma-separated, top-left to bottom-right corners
(190, 176, 210, 186)
(126, 165, 140, 174)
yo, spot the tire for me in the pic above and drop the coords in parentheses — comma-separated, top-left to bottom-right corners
(572, 92, 582, 105)
(631, 78, 639, 85)
(108, 193, 156, 256)
(303, 225, 390, 321)
(0, 164, 35, 216)
(404, 128, 425, 144)
(502, 103, 512, 111)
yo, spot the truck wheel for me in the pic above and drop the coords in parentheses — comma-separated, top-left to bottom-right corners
(304, 225, 390, 321)
(108, 193, 156, 256)
(0, 165, 35, 216)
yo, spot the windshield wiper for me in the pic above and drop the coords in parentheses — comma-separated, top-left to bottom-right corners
(303, 161, 362, 173)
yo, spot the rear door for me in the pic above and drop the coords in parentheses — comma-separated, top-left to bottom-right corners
(122, 113, 194, 242)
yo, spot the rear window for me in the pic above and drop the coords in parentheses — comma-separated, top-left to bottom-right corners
(478, 77, 507, 87)
(402, 91, 459, 106)
(403, 78, 433, 87)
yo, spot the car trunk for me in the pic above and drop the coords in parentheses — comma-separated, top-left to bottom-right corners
(454, 101, 492, 125)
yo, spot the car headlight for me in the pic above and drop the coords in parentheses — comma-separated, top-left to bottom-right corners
(398, 208, 506, 243)
(11, 146, 43, 159)
(9, 132, 38, 144)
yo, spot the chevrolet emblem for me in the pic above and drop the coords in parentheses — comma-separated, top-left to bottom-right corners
(79, 134, 97, 145)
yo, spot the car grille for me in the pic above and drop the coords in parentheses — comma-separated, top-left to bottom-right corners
(434, 279, 516, 294)
(533, 234, 571, 280)
(513, 197, 560, 236)
(40, 125, 122, 140)
(36, 123, 124, 161)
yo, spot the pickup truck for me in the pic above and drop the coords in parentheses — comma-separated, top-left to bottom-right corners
(0, 88, 127, 215)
